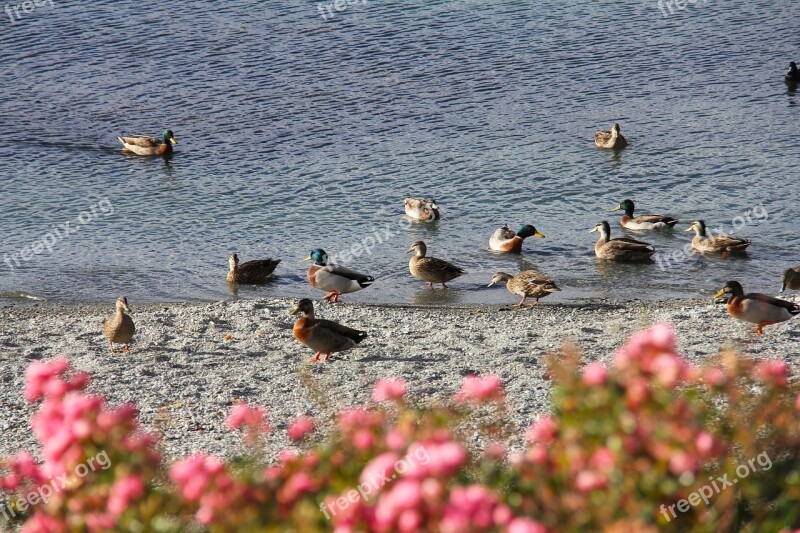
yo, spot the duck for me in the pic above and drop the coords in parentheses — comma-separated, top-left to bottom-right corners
(226, 253, 280, 284)
(786, 61, 799, 82)
(488, 271, 561, 307)
(290, 298, 367, 362)
(612, 199, 678, 230)
(589, 221, 655, 261)
(488, 224, 544, 253)
(305, 248, 374, 303)
(404, 198, 440, 222)
(102, 296, 135, 353)
(781, 267, 800, 293)
(594, 123, 628, 149)
(715, 281, 800, 335)
(685, 220, 750, 255)
(117, 130, 177, 156)
(406, 241, 465, 288)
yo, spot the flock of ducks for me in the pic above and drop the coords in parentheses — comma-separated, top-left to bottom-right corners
(101, 66, 800, 358)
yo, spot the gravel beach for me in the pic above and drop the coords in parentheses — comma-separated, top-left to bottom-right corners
(1, 297, 799, 462)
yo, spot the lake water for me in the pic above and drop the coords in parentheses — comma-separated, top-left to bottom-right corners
(1, 0, 798, 307)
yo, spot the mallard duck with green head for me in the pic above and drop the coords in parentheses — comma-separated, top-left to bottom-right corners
(305, 248, 374, 303)
(612, 199, 678, 230)
(595, 123, 628, 149)
(589, 221, 655, 261)
(102, 296, 135, 353)
(781, 267, 800, 293)
(488, 270, 561, 307)
(489, 224, 544, 253)
(227, 253, 280, 284)
(715, 281, 800, 335)
(406, 241, 465, 288)
(291, 298, 367, 362)
(685, 220, 750, 254)
(404, 198, 440, 222)
(117, 129, 177, 156)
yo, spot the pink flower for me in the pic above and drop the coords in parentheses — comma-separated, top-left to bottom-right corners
(575, 470, 606, 493)
(652, 354, 685, 388)
(507, 517, 548, 533)
(695, 431, 715, 456)
(703, 367, 726, 386)
(226, 404, 268, 432)
(372, 378, 407, 402)
(108, 475, 145, 517)
(753, 359, 788, 387)
(650, 323, 676, 350)
(526, 416, 557, 444)
(455, 375, 503, 403)
(589, 448, 615, 471)
(287, 416, 315, 441)
(668, 451, 698, 475)
(24, 358, 71, 402)
(582, 363, 607, 386)
(360, 452, 400, 489)
(353, 429, 375, 451)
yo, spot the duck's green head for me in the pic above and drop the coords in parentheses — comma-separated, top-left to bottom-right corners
(714, 280, 744, 300)
(162, 129, 178, 145)
(517, 224, 544, 240)
(304, 248, 328, 265)
(612, 199, 635, 217)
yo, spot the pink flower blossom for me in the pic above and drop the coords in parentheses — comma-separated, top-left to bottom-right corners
(575, 470, 606, 493)
(753, 359, 788, 387)
(455, 375, 503, 403)
(108, 475, 145, 517)
(287, 416, 315, 441)
(527, 416, 557, 444)
(507, 517, 548, 533)
(668, 451, 698, 475)
(582, 363, 608, 386)
(372, 378, 407, 402)
(226, 404, 268, 432)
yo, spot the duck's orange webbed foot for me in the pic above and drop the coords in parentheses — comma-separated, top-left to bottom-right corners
(122, 345, 130, 352)
(324, 352, 332, 361)
(310, 351, 322, 363)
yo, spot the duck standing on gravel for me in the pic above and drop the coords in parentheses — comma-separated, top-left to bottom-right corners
(488, 270, 560, 307)
(102, 296, 135, 353)
(594, 123, 628, 149)
(406, 240, 465, 289)
(488, 224, 544, 253)
(305, 248, 374, 303)
(290, 298, 367, 362)
(715, 281, 800, 335)
(226, 253, 280, 284)
(612, 199, 678, 230)
(117, 129, 177, 156)
(589, 221, 655, 261)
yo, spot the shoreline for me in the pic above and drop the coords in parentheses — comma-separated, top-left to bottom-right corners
(1, 297, 798, 462)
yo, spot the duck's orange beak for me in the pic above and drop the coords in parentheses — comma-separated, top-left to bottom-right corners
(714, 289, 726, 299)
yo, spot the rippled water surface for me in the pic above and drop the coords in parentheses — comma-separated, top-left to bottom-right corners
(1, 0, 799, 307)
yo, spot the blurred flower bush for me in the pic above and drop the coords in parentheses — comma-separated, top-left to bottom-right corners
(2, 324, 800, 532)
